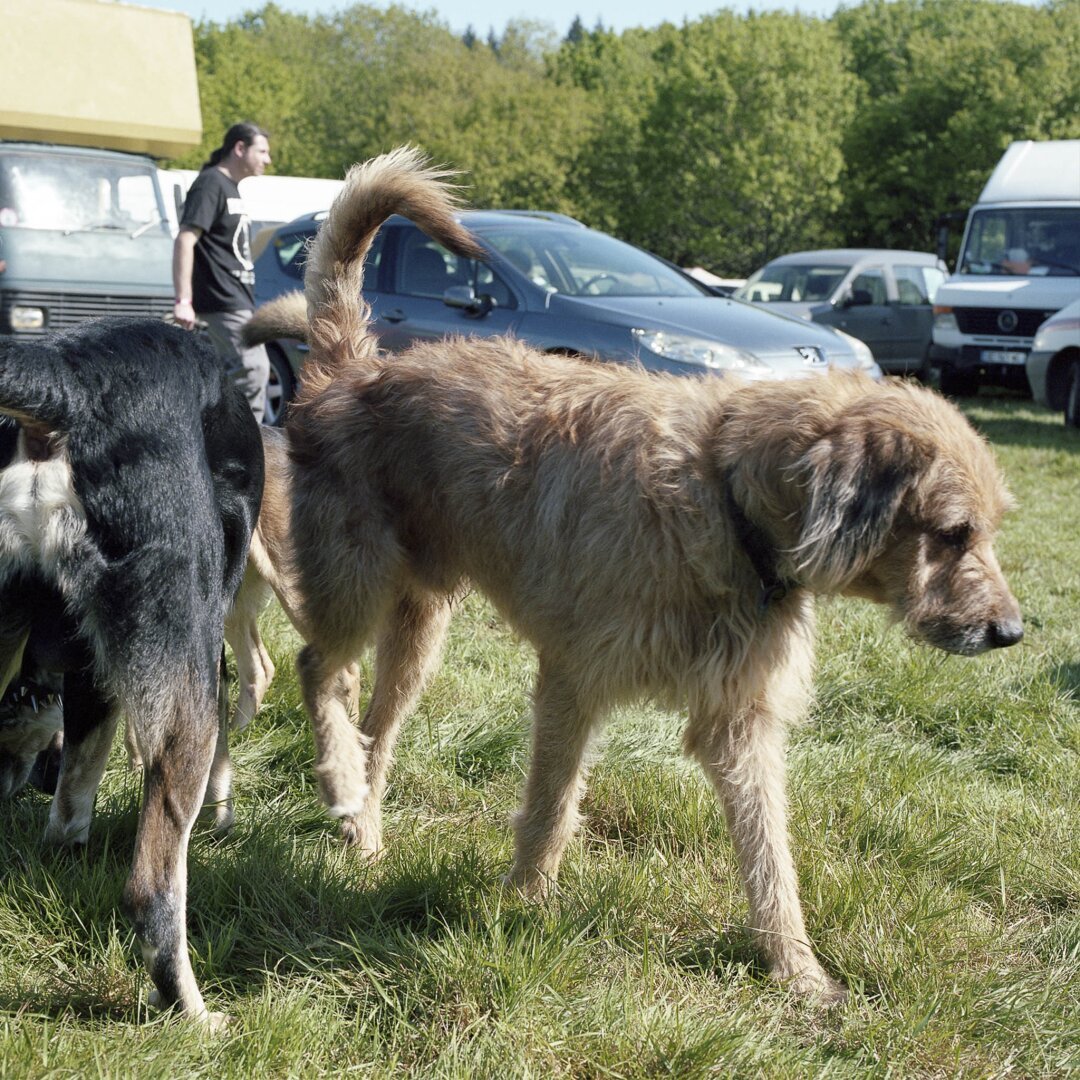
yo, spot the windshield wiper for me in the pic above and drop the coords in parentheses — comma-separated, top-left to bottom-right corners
(130, 214, 163, 239)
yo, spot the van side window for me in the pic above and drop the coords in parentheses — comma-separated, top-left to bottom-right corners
(895, 265, 944, 305)
(851, 268, 887, 305)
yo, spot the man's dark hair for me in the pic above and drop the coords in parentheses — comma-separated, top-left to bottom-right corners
(201, 122, 269, 171)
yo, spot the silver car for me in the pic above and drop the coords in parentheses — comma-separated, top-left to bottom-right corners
(254, 212, 880, 421)
(736, 248, 947, 377)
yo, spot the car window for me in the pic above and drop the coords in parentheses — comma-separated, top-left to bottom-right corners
(476, 223, 705, 299)
(894, 264, 943, 305)
(850, 267, 887, 304)
(273, 224, 384, 283)
(394, 228, 517, 308)
(735, 264, 848, 303)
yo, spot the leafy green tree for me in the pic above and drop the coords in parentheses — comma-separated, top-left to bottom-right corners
(835, 0, 1080, 250)
(557, 15, 855, 274)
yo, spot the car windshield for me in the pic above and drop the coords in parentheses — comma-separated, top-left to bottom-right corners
(0, 150, 167, 235)
(734, 264, 848, 303)
(960, 207, 1080, 276)
(474, 222, 706, 298)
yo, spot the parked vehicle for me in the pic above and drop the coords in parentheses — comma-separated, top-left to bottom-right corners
(1025, 298, 1080, 427)
(931, 140, 1080, 397)
(0, 0, 200, 337)
(735, 249, 947, 377)
(160, 168, 344, 243)
(254, 210, 881, 417)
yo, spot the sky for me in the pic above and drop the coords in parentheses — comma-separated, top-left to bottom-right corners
(130, 0, 847, 39)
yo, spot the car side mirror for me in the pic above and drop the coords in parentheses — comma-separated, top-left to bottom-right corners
(842, 288, 874, 308)
(443, 285, 496, 317)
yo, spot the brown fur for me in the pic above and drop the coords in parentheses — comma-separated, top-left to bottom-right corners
(253, 148, 1023, 1002)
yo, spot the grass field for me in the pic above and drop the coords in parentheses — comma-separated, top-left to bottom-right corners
(1, 397, 1077, 1078)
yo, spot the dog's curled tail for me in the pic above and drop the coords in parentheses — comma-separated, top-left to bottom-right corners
(299, 146, 484, 397)
(242, 292, 308, 348)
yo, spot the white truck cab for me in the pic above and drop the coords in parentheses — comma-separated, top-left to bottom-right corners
(931, 140, 1080, 396)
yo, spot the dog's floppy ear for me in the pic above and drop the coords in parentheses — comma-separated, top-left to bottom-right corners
(791, 413, 929, 590)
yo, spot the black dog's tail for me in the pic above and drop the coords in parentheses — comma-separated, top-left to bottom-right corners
(295, 146, 484, 400)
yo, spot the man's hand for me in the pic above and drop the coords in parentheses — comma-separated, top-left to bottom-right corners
(173, 298, 197, 330)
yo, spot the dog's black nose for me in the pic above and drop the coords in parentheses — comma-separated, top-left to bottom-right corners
(989, 617, 1024, 648)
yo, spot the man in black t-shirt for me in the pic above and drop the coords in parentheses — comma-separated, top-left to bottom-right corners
(173, 123, 273, 422)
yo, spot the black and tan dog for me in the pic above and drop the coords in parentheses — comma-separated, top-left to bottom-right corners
(0, 319, 262, 1028)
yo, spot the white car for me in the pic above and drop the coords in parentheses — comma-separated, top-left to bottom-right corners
(1025, 298, 1080, 427)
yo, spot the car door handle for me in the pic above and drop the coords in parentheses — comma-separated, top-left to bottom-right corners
(382, 308, 407, 323)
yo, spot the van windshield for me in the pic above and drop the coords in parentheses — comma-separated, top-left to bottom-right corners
(961, 207, 1080, 277)
(0, 150, 167, 236)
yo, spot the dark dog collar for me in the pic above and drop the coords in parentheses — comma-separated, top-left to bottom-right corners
(724, 482, 794, 611)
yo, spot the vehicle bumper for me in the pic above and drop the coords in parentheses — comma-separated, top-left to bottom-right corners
(929, 343, 1031, 389)
(1025, 348, 1053, 406)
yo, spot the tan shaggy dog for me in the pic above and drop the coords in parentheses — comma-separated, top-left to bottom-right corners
(247, 148, 1023, 1002)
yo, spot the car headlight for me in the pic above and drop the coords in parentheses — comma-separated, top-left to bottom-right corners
(832, 329, 879, 373)
(632, 328, 770, 374)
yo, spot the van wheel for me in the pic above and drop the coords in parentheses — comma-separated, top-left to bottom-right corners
(263, 345, 296, 427)
(1065, 358, 1080, 428)
(939, 364, 978, 398)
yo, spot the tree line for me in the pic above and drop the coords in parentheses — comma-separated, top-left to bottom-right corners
(173, 0, 1080, 276)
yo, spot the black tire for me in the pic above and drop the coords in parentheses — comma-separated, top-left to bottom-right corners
(1065, 358, 1080, 428)
(938, 363, 978, 398)
(263, 345, 296, 427)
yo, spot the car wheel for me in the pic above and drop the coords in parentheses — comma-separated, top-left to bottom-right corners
(1065, 357, 1080, 428)
(938, 364, 978, 398)
(263, 345, 296, 427)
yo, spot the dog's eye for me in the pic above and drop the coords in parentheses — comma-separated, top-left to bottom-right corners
(936, 524, 972, 549)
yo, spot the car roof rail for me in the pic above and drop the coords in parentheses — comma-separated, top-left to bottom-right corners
(479, 209, 587, 228)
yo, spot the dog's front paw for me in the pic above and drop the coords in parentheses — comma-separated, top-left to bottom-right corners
(43, 819, 90, 848)
(338, 814, 383, 860)
(502, 865, 554, 902)
(776, 964, 848, 1006)
(200, 799, 234, 835)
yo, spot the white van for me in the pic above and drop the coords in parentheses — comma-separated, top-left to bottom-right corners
(930, 140, 1080, 395)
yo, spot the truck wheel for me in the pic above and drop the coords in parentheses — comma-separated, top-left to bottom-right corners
(1065, 358, 1080, 428)
(263, 345, 296, 427)
(939, 364, 978, 398)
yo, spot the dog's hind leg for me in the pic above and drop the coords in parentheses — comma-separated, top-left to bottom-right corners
(122, 677, 223, 1029)
(685, 642, 846, 1004)
(225, 566, 275, 731)
(345, 590, 452, 856)
(44, 670, 119, 847)
(506, 658, 597, 900)
(202, 650, 234, 833)
(298, 643, 370, 838)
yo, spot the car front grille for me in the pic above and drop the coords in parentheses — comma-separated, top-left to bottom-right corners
(1, 289, 173, 334)
(953, 306, 1056, 337)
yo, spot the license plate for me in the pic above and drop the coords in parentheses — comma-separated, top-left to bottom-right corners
(980, 349, 1027, 365)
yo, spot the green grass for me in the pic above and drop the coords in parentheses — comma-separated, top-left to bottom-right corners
(1, 398, 1078, 1077)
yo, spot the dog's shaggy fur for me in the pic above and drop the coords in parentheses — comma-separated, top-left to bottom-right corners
(251, 148, 1023, 1001)
(0, 320, 263, 1028)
